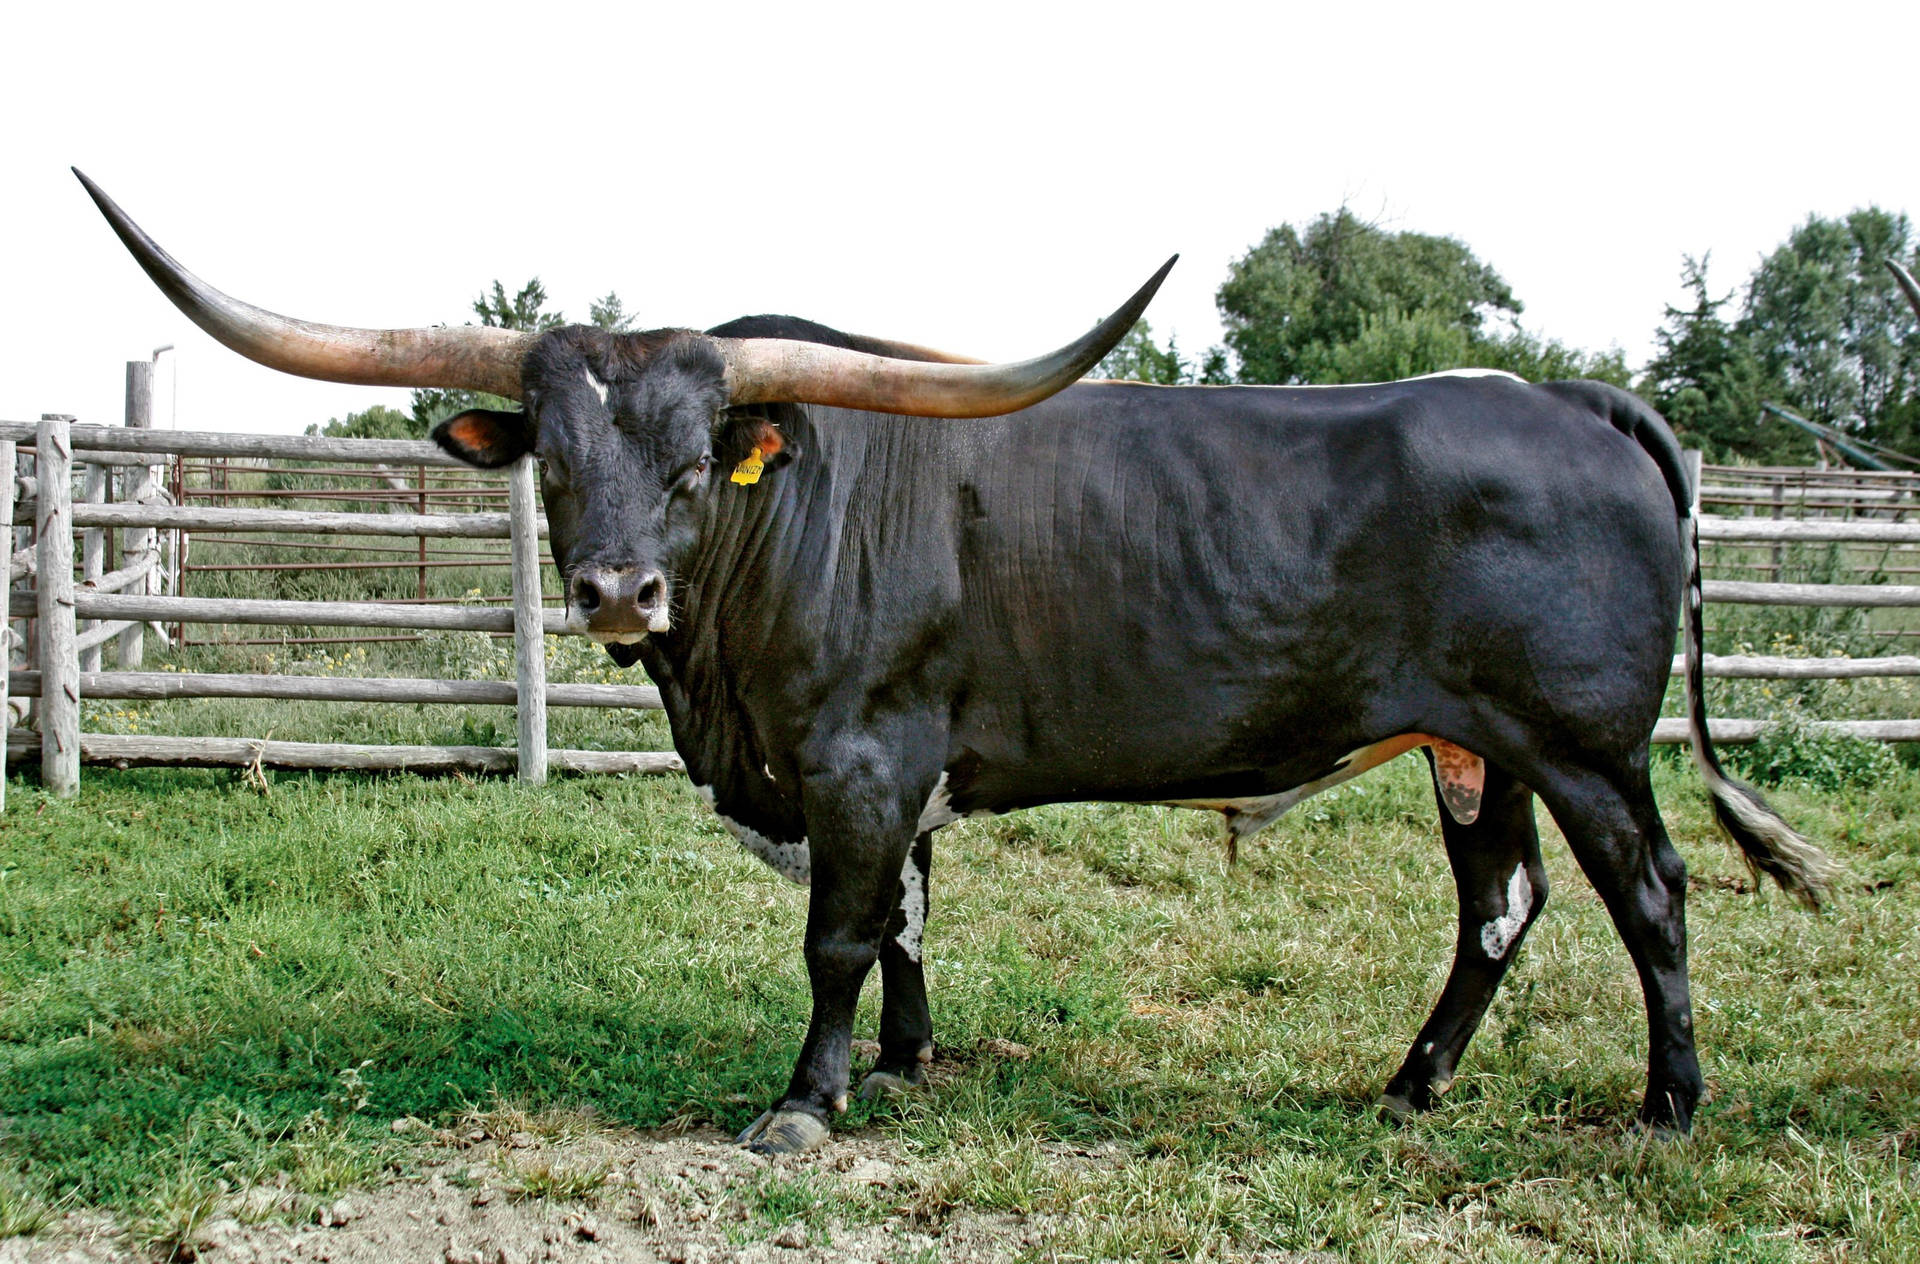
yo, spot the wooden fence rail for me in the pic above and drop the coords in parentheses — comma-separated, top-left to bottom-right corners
(6, 403, 1920, 805)
(4, 410, 584, 797)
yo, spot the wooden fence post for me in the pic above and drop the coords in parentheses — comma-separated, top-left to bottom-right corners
(37, 415, 79, 798)
(509, 453, 548, 785)
(118, 360, 154, 668)
(1, 438, 13, 812)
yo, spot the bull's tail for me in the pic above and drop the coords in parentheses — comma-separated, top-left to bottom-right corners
(1678, 510, 1840, 908)
(1579, 382, 1839, 908)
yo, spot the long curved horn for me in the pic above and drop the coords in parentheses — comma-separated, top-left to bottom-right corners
(718, 256, 1177, 417)
(1890, 259, 1920, 322)
(76, 169, 533, 399)
(845, 337, 986, 365)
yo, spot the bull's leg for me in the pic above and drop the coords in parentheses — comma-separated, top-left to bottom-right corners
(860, 829, 935, 1100)
(1530, 757, 1702, 1132)
(736, 733, 928, 1155)
(1381, 759, 1547, 1119)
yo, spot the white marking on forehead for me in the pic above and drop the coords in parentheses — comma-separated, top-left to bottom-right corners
(584, 366, 610, 407)
(1479, 864, 1532, 960)
(691, 783, 810, 884)
(896, 852, 927, 963)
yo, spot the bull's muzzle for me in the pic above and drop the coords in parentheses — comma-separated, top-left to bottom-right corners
(570, 566, 670, 649)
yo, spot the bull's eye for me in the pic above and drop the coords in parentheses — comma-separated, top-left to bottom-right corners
(689, 454, 711, 482)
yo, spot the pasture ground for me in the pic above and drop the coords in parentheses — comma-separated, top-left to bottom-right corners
(0, 754, 1915, 1262)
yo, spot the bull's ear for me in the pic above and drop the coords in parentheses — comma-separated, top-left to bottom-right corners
(716, 412, 797, 474)
(432, 409, 534, 469)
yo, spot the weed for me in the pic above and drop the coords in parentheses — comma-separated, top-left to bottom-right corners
(496, 1155, 608, 1201)
(1730, 704, 1906, 790)
(129, 1172, 220, 1262)
(0, 1171, 55, 1237)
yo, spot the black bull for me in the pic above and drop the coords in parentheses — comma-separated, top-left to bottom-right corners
(436, 327, 1832, 1153)
(79, 173, 1832, 1155)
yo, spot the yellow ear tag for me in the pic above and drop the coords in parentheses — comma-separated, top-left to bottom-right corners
(730, 446, 765, 486)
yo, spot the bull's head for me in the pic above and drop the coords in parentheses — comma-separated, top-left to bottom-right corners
(77, 171, 1172, 663)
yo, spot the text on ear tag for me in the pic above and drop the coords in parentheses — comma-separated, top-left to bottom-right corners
(731, 447, 765, 485)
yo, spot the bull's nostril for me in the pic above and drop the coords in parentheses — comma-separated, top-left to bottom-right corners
(574, 578, 603, 614)
(637, 575, 664, 607)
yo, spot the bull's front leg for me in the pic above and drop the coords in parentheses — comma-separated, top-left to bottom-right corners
(736, 733, 928, 1155)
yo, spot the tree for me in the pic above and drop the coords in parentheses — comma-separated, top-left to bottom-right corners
(1638, 255, 1770, 459)
(307, 404, 419, 440)
(1216, 208, 1521, 384)
(1092, 319, 1188, 383)
(1737, 208, 1920, 454)
(406, 277, 637, 432)
(589, 291, 637, 333)
(1636, 212, 1920, 463)
(1466, 327, 1631, 389)
(473, 278, 566, 335)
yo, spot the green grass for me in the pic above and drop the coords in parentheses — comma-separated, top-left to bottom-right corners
(2, 754, 1914, 1260)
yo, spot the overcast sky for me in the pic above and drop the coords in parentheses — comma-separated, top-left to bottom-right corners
(4, 1, 1916, 435)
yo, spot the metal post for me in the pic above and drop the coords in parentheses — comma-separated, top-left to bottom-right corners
(1, 439, 14, 811)
(37, 415, 79, 797)
(170, 453, 187, 645)
(509, 454, 548, 785)
(417, 464, 428, 600)
(119, 360, 155, 668)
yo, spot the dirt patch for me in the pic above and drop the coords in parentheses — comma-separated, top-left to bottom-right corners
(4, 1126, 1056, 1264)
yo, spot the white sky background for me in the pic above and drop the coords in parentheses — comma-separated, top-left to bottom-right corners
(3, 1, 1916, 435)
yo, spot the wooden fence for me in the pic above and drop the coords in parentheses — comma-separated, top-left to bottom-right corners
(3, 407, 682, 804)
(5, 393, 1920, 805)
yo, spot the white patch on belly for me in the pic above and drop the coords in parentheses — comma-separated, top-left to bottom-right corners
(915, 772, 997, 833)
(896, 851, 927, 963)
(918, 773, 959, 833)
(692, 783, 810, 885)
(1479, 864, 1532, 960)
(584, 366, 610, 406)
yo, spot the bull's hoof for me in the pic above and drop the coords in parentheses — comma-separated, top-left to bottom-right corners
(1377, 1091, 1419, 1123)
(735, 1108, 831, 1155)
(856, 1065, 925, 1101)
(1631, 1114, 1693, 1141)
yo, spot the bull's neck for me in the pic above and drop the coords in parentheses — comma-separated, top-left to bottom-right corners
(636, 409, 845, 806)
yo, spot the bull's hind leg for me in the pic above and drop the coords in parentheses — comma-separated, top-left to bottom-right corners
(860, 829, 935, 1099)
(1531, 757, 1702, 1132)
(1382, 759, 1548, 1118)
